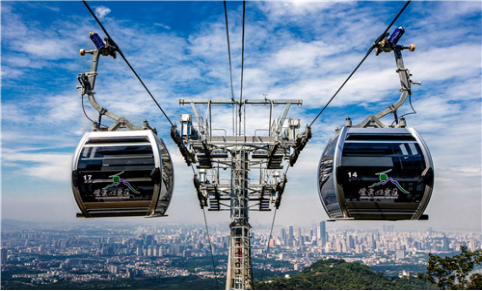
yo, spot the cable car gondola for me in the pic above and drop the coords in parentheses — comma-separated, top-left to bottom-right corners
(317, 27, 434, 221)
(72, 130, 174, 218)
(318, 125, 433, 221)
(72, 31, 174, 218)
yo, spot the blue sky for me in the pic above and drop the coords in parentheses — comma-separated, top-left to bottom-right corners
(1, 1, 481, 232)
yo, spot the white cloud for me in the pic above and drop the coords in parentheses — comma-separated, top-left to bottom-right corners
(154, 23, 171, 30)
(2, 150, 72, 182)
(1, 104, 30, 123)
(3, 55, 31, 68)
(95, 6, 111, 20)
(17, 39, 70, 59)
(256, 1, 343, 20)
(410, 44, 480, 82)
(0, 66, 24, 79)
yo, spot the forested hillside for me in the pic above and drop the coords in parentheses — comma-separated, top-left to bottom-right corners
(255, 259, 433, 290)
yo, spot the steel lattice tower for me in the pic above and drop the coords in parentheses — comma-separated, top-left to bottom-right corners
(172, 99, 310, 290)
(227, 149, 252, 289)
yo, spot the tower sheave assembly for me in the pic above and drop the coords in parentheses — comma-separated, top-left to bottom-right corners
(174, 98, 311, 289)
(72, 32, 174, 218)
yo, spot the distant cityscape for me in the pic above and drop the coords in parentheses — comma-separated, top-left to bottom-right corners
(1, 220, 481, 287)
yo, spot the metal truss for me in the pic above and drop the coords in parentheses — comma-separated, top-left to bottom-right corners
(175, 99, 310, 290)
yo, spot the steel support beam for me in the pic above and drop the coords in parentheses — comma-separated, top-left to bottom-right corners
(226, 149, 252, 290)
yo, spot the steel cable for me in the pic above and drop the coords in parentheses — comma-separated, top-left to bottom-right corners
(224, 1, 237, 136)
(238, 0, 246, 135)
(82, 0, 174, 127)
(309, 0, 411, 128)
(224, 1, 236, 103)
(260, 208, 277, 282)
(202, 208, 221, 290)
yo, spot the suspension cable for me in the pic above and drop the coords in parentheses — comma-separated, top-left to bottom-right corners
(309, 0, 411, 127)
(82, 0, 174, 127)
(238, 0, 246, 135)
(224, 1, 235, 102)
(261, 208, 277, 282)
(224, 0, 236, 136)
(202, 208, 221, 290)
(188, 158, 217, 288)
(284, 164, 290, 176)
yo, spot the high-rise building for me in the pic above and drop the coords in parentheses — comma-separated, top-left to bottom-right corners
(281, 228, 286, 241)
(348, 235, 355, 249)
(320, 221, 326, 240)
(147, 246, 153, 257)
(1, 247, 8, 266)
(469, 241, 477, 251)
(317, 221, 327, 241)
(396, 250, 406, 260)
(107, 264, 118, 274)
(442, 236, 450, 252)
(144, 234, 154, 246)
(368, 234, 376, 250)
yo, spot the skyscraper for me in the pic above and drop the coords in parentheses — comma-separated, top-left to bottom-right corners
(348, 235, 355, 250)
(1, 247, 8, 266)
(281, 228, 286, 241)
(288, 226, 294, 247)
(281, 228, 287, 245)
(321, 221, 326, 239)
(318, 221, 327, 241)
(442, 236, 449, 252)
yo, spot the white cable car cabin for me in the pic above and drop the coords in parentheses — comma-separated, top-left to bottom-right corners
(72, 130, 174, 218)
(318, 125, 434, 221)
(317, 27, 435, 220)
(72, 32, 174, 218)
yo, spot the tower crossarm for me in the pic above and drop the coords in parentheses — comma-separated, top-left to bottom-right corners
(179, 99, 303, 105)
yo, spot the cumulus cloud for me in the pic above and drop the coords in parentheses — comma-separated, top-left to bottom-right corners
(95, 6, 111, 20)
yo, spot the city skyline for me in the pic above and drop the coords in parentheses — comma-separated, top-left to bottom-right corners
(2, 219, 480, 284)
(1, 0, 481, 233)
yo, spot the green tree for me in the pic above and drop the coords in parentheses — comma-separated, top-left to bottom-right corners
(418, 245, 482, 290)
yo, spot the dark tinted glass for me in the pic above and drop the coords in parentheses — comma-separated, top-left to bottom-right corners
(339, 142, 426, 203)
(77, 144, 156, 203)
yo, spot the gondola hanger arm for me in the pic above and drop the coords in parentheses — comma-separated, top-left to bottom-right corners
(373, 29, 420, 120)
(77, 34, 121, 123)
